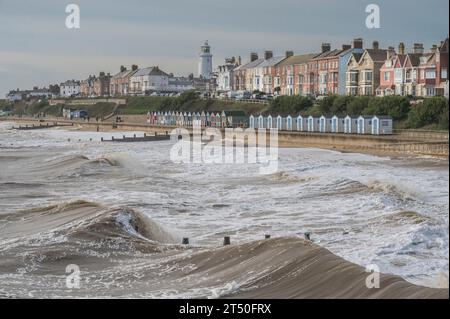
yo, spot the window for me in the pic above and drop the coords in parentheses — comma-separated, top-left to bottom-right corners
(364, 72, 372, 82)
(384, 72, 390, 81)
(395, 69, 403, 82)
(442, 68, 448, 79)
(426, 70, 436, 79)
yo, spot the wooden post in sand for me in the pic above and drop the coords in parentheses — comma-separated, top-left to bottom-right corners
(304, 232, 311, 241)
(223, 236, 231, 246)
(182, 238, 189, 245)
(265, 234, 271, 239)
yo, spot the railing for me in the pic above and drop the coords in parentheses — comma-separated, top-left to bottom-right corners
(202, 97, 269, 105)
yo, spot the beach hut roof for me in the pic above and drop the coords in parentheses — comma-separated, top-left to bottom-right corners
(372, 115, 392, 120)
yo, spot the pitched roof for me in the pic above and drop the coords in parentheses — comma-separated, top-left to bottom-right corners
(313, 49, 345, 60)
(406, 53, 422, 67)
(112, 69, 138, 79)
(240, 58, 265, 70)
(258, 56, 286, 67)
(132, 67, 168, 77)
(365, 49, 388, 62)
(275, 53, 318, 67)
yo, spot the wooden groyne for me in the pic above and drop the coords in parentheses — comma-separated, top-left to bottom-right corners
(12, 122, 74, 130)
(101, 132, 171, 143)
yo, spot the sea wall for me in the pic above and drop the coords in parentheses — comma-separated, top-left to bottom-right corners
(2, 117, 448, 157)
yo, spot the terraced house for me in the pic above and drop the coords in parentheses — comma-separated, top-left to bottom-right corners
(254, 51, 287, 94)
(110, 65, 138, 96)
(129, 66, 169, 95)
(233, 53, 264, 92)
(308, 43, 344, 95)
(274, 53, 317, 96)
(346, 41, 388, 96)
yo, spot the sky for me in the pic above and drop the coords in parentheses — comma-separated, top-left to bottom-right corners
(0, 0, 448, 97)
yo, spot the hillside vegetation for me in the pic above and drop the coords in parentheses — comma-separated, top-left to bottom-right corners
(3, 91, 448, 130)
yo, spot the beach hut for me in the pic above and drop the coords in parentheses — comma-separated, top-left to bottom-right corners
(220, 111, 228, 127)
(258, 115, 264, 129)
(210, 113, 217, 127)
(296, 115, 303, 131)
(357, 116, 373, 134)
(266, 115, 273, 129)
(307, 116, 320, 132)
(276, 115, 283, 130)
(319, 116, 332, 133)
(372, 115, 393, 135)
(223, 111, 247, 128)
(249, 115, 255, 129)
(215, 113, 222, 127)
(206, 112, 211, 127)
(200, 111, 206, 127)
(286, 115, 293, 131)
(344, 116, 358, 134)
(331, 115, 345, 133)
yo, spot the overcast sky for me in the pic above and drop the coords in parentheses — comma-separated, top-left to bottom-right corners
(0, 0, 448, 96)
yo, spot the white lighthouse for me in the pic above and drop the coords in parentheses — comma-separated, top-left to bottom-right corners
(198, 40, 213, 79)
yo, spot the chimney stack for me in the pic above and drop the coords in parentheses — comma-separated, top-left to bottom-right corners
(321, 43, 331, 53)
(431, 45, 438, 53)
(238, 56, 242, 65)
(353, 38, 363, 49)
(387, 47, 395, 60)
(372, 41, 379, 50)
(413, 43, 424, 54)
(398, 42, 405, 55)
(264, 51, 273, 60)
(132, 64, 138, 71)
(285, 51, 294, 58)
(342, 44, 351, 50)
(250, 52, 258, 62)
(120, 65, 127, 72)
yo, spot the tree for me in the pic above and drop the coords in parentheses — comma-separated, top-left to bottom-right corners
(364, 96, 410, 120)
(331, 96, 353, 114)
(406, 97, 448, 129)
(346, 96, 371, 115)
(268, 95, 313, 115)
(318, 95, 337, 114)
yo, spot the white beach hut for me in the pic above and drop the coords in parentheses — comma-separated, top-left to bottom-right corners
(307, 116, 320, 132)
(296, 115, 304, 131)
(357, 116, 373, 134)
(344, 116, 358, 134)
(267, 115, 273, 129)
(331, 115, 345, 133)
(372, 115, 393, 135)
(258, 115, 264, 129)
(249, 115, 255, 129)
(286, 115, 293, 131)
(319, 116, 332, 133)
(276, 115, 283, 130)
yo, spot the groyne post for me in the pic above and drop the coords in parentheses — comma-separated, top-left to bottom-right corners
(182, 238, 189, 245)
(223, 236, 231, 246)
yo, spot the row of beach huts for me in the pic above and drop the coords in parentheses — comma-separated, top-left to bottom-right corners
(145, 111, 393, 135)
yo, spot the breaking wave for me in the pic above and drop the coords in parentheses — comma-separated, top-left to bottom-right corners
(0, 201, 447, 299)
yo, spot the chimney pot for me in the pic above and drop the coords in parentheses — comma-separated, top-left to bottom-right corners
(264, 51, 273, 60)
(398, 42, 405, 55)
(353, 38, 363, 49)
(342, 44, 351, 50)
(285, 51, 294, 58)
(372, 41, 379, 50)
(250, 52, 258, 62)
(321, 43, 331, 53)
